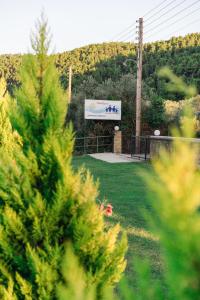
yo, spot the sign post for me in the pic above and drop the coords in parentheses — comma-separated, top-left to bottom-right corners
(84, 99, 122, 154)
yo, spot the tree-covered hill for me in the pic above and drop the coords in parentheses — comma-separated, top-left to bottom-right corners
(0, 33, 200, 135)
(1, 33, 200, 97)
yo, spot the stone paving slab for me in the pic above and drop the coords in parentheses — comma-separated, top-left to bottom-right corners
(89, 153, 143, 163)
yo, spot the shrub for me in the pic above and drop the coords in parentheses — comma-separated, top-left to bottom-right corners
(0, 16, 127, 299)
(57, 74, 200, 300)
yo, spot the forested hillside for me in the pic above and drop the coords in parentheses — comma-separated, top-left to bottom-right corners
(1, 33, 200, 94)
(0, 33, 200, 135)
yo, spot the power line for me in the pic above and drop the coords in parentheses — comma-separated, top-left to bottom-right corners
(120, 35, 135, 42)
(110, 0, 174, 41)
(115, 27, 136, 42)
(121, 36, 137, 42)
(145, 0, 178, 23)
(145, 5, 200, 40)
(143, 0, 171, 17)
(145, 0, 188, 27)
(144, 0, 200, 35)
(109, 0, 200, 58)
(110, 19, 137, 41)
(163, 18, 200, 39)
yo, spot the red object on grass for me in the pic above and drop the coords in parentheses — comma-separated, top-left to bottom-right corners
(105, 204, 113, 216)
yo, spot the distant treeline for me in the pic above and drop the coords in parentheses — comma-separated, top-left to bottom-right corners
(0, 33, 200, 95)
(0, 33, 200, 135)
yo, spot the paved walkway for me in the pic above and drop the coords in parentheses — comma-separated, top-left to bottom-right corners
(89, 153, 144, 163)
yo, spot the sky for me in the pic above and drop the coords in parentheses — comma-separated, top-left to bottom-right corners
(0, 0, 200, 54)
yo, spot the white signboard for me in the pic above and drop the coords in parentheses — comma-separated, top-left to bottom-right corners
(85, 99, 121, 120)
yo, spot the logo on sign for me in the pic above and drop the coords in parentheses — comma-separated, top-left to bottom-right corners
(105, 105, 119, 114)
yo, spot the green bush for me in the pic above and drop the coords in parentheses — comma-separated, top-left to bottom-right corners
(0, 17, 127, 299)
(58, 74, 200, 300)
(57, 117, 200, 300)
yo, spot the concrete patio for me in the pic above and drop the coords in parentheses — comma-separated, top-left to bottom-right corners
(89, 153, 144, 163)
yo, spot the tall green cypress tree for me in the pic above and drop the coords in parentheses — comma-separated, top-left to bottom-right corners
(0, 17, 127, 299)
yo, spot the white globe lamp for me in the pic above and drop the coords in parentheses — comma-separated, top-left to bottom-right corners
(114, 126, 120, 131)
(154, 129, 160, 136)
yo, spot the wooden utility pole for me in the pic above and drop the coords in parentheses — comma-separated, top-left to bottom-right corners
(68, 65, 72, 103)
(135, 17, 143, 154)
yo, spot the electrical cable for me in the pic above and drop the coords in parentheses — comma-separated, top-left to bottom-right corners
(121, 35, 138, 42)
(145, 0, 178, 23)
(145, 0, 200, 35)
(110, 22, 136, 41)
(115, 28, 136, 42)
(110, 0, 173, 41)
(166, 18, 200, 38)
(110, 0, 199, 45)
(143, 0, 171, 17)
(145, 5, 200, 40)
(145, 0, 187, 27)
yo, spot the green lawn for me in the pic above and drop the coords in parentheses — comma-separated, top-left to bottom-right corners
(72, 155, 161, 285)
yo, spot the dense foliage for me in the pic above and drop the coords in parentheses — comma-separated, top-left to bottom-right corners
(68, 74, 156, 136)
(58, 78, 200, 300)
(0, 33, 200, 135)
(0, 19, 127, 299)
(61, 117, 200, 300)
(1, 33, 200, 96)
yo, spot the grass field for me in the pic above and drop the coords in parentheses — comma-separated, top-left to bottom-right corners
(73, 155, 162, 286)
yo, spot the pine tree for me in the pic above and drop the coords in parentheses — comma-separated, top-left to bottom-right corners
(0, 16, 127, 299)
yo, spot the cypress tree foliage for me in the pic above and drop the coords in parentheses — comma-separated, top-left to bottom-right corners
(0, 77, 22, 154)
(0, 17, 127, 299)
(57, 245, 96, 300)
